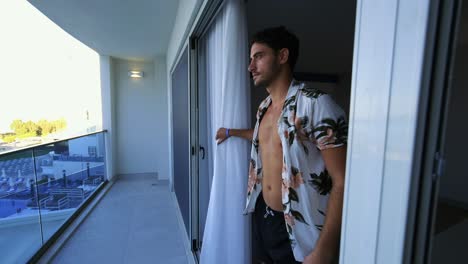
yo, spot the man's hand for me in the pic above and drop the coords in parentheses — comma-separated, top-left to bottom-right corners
(215, 128, 254, 144)
(215, 127, 229, 145)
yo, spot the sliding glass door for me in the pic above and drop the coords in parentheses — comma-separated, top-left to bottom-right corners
(171, 47, 191, 240)
(405, 1, 467, 263)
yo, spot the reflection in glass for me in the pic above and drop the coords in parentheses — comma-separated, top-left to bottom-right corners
(0, 150, 42, 263)
(38, 134, 106, 242)
(0, 132, 106, 261)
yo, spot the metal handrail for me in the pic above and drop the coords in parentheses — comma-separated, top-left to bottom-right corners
(0, 130, 107, 157)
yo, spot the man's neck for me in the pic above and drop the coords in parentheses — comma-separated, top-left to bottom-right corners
(267, 73, 293, 109)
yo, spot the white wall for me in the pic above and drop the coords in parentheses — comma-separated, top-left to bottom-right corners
(153, 56, 171, 180)
(113, 59, 160, 176)
(97, 0, 201, 181)
(100, 55, 116, 180)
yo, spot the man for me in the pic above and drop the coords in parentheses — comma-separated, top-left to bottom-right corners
(216, 26, 347, 264)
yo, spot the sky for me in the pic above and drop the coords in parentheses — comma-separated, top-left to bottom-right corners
(0, 0, 102, 134)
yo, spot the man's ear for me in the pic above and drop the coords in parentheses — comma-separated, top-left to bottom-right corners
(278, 48, 289, 65)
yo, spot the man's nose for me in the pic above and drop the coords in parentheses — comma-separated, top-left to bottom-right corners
(248, 61, 254, 72)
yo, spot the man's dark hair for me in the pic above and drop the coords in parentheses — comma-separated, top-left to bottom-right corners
(250, 26, 300, 71)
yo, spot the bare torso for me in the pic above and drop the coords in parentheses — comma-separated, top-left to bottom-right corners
(258, 105, 284, 211)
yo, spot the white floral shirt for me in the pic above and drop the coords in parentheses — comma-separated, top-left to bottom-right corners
(243, 80, 348, 261)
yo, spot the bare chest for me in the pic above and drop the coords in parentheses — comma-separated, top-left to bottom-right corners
(258, 107, 283, 151)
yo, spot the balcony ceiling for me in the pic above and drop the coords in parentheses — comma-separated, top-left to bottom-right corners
(26, 0, 467, 62)
(28, 0, 179, 60)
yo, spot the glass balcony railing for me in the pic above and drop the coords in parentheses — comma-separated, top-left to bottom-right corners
(0, 131, 107, 263)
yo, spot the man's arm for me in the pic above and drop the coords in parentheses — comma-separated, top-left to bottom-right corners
(304, 146, 346, 264)
(215, 127, 254, 144)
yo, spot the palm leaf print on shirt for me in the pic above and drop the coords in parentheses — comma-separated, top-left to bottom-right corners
(309, 170, 332, 195)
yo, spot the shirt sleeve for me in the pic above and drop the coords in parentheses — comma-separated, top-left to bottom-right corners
(307, 94, 348, 150)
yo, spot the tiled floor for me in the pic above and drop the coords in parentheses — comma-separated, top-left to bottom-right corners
(51, 174, 191, 264)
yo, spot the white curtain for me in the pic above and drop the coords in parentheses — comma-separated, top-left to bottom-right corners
(200, 0, 251, 263)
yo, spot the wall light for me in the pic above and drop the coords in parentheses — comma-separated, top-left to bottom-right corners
(128, 70, 144, 78)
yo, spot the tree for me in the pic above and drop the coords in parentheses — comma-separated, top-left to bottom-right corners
(2, 135, 16, 143)
(24, 121, 40, 136)
(38, 119, 52, 135)
(10, 119, 25, 134)
(7, 118, 67, 138)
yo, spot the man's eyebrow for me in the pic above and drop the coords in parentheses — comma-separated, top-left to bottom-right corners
(250, 51, 264, 59)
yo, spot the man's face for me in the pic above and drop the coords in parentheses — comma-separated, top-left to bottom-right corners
(248, 43, 281, 88)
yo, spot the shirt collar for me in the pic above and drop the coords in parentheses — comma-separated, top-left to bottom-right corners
(257, 79, 302, 120)
(283, 79, 301, 109)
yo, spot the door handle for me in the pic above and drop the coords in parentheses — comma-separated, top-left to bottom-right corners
(199, 146, 205, 160)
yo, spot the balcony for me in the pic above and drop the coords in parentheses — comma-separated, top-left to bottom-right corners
(47, 174, 191, 264)
(0, 132, 192, 263)
(4, 0, 468, 263)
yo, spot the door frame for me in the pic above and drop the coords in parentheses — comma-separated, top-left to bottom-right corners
(339, 0, 434, 262)
(169, 0, 444, 262)
(168, 42, 195, 260)
(403, 0, 462, 263)
(187, 0, 225, 259)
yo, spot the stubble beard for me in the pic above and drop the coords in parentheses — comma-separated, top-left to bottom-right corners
(253, 76, 270, 89)
(253, 63, 281, 90)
